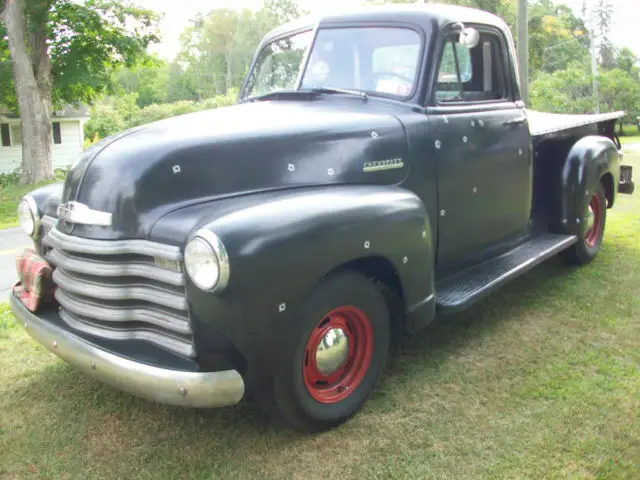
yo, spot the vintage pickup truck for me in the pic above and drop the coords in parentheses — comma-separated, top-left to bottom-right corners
(10, 3, 635, 432)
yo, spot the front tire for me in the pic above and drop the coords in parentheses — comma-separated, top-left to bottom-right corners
(562, 182, 607, 265)
(269, 271, 391, 432)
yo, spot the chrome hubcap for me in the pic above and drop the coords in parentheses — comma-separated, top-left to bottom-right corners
(585, 203, 595, 233)
(315, 327, 349, 376)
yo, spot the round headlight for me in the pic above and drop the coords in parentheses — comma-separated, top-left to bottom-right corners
(17, 196, 39, 237)
(184, 230, 230, 292)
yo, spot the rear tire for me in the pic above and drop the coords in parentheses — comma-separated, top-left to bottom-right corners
(267, 271, 391, 432)
(562, 182, 607, 265)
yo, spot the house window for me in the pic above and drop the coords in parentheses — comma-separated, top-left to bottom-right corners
(10, 124, 22, 145)
(1, 124, 9, 147)
(52, 122, 62, 144)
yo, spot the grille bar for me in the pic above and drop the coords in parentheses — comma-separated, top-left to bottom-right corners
(45, 227, 182, 260)
(47, 248, 184, 286)
(45, 225, 194, 358)
(55, 289, 192, 335)
(53, 268, 189, 310)
(59, 309, 195, 358)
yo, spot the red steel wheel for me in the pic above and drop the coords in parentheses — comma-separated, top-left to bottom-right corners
(302, 306, 374, 404)
(584, 192, 603, 248)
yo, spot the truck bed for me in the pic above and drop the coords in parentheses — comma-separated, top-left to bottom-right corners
(527, 109, 625, 137)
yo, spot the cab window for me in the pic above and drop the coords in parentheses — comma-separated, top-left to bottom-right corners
(434, 30, 509, 104)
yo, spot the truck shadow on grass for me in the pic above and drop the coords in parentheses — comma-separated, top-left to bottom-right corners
(6, 246, 631, 476)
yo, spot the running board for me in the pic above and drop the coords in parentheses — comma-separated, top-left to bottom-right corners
(435, 234, 577, 314)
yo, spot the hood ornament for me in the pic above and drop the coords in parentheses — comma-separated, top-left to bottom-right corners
(57, 201, 112, 227)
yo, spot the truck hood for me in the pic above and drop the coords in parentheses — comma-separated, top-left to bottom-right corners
(59, 99, 410, 240)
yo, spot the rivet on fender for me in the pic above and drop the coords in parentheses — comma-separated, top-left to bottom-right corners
(435, 140, 441, 149)
(327, 168, 335, 176)
(440, 209, 446, 216)
(179, 387, 188, 396)
(288, 164, 295, 172)
(470, 120, 475, 127)
(422, 230, 427, 239)
(371, 131, 378, 139)
(279, 303, 286, 312)
(172, 165, 181, 174)
(403, 256, 408, 264)
(463, 136, 468, 143)
(364, 240, 370, 249)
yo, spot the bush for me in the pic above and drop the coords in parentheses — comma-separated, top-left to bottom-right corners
(0, 168, 22, 188)
(85, 90, 239, 143)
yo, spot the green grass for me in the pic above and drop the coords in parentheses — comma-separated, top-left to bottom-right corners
(1, 157, 639, 479)
(0, 180, 56, 230)
(619, 124, 640, 146)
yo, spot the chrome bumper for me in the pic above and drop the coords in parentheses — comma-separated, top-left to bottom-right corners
(10, 290, 244, 408)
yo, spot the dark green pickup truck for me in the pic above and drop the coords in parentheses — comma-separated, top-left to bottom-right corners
(11, 3, 634, 432)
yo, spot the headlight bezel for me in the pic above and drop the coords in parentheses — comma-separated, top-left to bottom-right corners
(17, 195, 40, 238)
(184, 229, 230, 293)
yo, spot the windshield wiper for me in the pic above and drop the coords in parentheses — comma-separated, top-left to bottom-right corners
(240, 87, 368, 104)
(305, 87, 368, 101)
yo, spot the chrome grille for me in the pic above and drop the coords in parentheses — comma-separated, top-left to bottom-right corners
(43, 226, 194, 358)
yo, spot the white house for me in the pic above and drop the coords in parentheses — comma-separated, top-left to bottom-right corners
(0, 104, 89, 174)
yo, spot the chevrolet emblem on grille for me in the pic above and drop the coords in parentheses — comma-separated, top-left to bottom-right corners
(57, 201, 112, 226)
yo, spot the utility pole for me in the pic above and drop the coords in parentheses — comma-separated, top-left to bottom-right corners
(516, 0, 528, 106)
(589, 3, 600, 113)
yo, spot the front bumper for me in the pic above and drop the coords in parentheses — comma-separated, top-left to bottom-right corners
(10, 290, 244, 408)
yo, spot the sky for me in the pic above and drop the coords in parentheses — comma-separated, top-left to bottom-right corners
(133, 0, 638, 60)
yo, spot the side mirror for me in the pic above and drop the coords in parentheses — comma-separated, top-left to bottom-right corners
(459, 27, 480, 49)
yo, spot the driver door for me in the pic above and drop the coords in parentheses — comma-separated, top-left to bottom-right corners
(428, 28, 531, 267)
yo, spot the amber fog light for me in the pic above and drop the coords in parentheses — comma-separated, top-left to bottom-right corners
(184, 229, 230, 292)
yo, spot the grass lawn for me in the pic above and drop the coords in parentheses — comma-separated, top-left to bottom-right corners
(1, 156, 639, 479)
(0, 180, 59, 230)
(619, 124, 640, 146)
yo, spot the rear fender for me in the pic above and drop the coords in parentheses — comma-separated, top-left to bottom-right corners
(558, 135, 620, 235)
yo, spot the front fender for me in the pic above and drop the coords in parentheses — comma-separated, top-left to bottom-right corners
(151, 185, 434, 386)
(559, 135, 620, 235)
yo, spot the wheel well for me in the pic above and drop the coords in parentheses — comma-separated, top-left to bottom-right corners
(600, 172, 614, 208)
(333, 256, 406, 327)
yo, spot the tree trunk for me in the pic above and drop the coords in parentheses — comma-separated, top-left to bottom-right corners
(3, 0, 53, 184)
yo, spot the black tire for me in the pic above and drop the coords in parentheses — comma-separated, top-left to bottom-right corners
(562, 182, 607, 265)
(266, 271, 391, 432)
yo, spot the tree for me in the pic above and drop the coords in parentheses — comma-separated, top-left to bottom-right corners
(0, 0, 159, 184)
(177, 0, 302, 98)
(528, 0, 590, 75)
(594, 0, 615, 69)
(530, 61, 640, 129)
(614, 47, 639, 79)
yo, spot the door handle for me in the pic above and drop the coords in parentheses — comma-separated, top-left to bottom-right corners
(503, 115, 527, 126)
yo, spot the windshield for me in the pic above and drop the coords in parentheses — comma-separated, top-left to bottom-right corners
(242, 26, 422, 100)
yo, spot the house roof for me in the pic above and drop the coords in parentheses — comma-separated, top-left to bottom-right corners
(0, 103, 89, 119)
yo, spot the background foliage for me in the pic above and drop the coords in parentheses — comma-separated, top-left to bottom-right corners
(4, 0, 639, 146)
